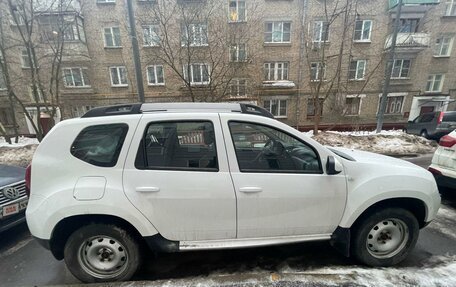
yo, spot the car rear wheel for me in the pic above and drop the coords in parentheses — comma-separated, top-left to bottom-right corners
(352, 208, 419, 267)
(64, 224, 141, 283)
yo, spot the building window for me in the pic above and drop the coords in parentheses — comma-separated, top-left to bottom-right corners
(434, 36, 453, 57)
(146, 65, 165, 86)
(426, 74, 444, 92)
(378, 96, 404, 115)
(264, 21, 291, 43)
(445, 0, 456, 16)
(183, 63, 210, 85)
(307, 98, 324, 117)
(29, 85, 45, 102)
(264, 99, 287, 118)
(110, 66, 128, 86)
(264, 62, 289, 81)
(313, 21, 329, 42)
(104, 27, 121, 47)
(230, 43, 246, 62)
(345, 96, 361, 116)
(11, 7, 26, 26)
(0, 108, 14, 126)
(63, 68, 90, 87)
(391, 59, 411, 79)
(310, 62, 326, 81)
(21, 49, 35, 68)
(230, 79, 247, 98)
(229, 0, 246, 22)
(354, 20, 372, 42)
(72, 105, 94, 117)
(181, 23, 208, 46)
(143, 25, 160, 46)
(399, 19, 420, 33)
(348, 60, 367, 80)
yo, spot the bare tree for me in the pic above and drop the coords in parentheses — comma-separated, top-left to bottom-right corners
(0, 0, 84, 141)
(137, 0, 263, 102)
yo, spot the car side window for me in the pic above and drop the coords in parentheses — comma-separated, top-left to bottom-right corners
(228, 121, 322, 173)
(420, 114, 435, 123)
(136, 121, 218, 171)
(71, 124, 128, 167)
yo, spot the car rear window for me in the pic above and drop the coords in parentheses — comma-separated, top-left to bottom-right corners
(71, 124, 128, 167)
(443, 113, 456, 122)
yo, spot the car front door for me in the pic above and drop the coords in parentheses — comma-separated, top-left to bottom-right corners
(123, 113, 236, 241)
(220, 115, 347, 238)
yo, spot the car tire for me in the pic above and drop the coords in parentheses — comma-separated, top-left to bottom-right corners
(351, 208, 419, 267)
(64, 224, 141, 283)
(420, 130, 429, 139)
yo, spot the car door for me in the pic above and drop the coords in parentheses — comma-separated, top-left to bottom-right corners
(220, 114, 347, 238)
(123, 113, 236, 241)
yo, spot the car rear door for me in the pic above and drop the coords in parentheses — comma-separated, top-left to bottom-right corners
(220, 114, 347, 238)
(122, 113, 236, 241)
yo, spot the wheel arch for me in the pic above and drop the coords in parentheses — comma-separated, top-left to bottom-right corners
(49, 214, 147, 260)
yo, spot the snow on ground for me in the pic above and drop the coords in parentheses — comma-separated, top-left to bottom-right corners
(306, 130, 437, 156)
(0, 137, 38, 167)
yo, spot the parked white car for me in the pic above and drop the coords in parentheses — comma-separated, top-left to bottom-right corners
(26, 103, 441, 283)
(428, 130, 456, 189)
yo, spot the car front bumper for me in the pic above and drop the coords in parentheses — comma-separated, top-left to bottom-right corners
(0, 210, 26, 233)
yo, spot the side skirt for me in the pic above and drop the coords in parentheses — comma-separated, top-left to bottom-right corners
(179, 234, 332, 251)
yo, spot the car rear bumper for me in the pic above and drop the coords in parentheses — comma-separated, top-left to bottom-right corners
(0, 210, 26, 233)
(428, 165, 456, 189)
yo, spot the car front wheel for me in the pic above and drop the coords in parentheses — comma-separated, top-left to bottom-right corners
(64, 224, 141, 283)
(352, 208, 419, 267)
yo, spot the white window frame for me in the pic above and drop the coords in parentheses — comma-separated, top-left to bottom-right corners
(146, 65, 165, 86)
(353, 20, 372, 42)
(104, 27, 121, 48)
(434, 36, 454, 57)
(63, 67, 91, 88)
(181, 23, 208, 47)
(377, 93, 406, 115)
(264, 21, 291, 43)
(29, 85, 45, 103)
(264, 62, 289, 81)
(229, 43, 247, 62)
(228, 0, 246, 22)
(445, 0, 456, 16)
(310, 62, 326, 81)
(229, 78, 247, 98)
(264, 99, 287, 118)
(21, 49, 34, 69)
(11, 8, 26, 26)
(344, 94, 366, 116)
(97, 0, 116, 3)
(72, 105, 94, 117)
(109, 66, 128, 87)
(0, 67, 6, 90)
(348, 59, 367, 80)
(143, 24, 160, 47)
(183, 63, 210, 85)
(426, 74, 445, 93)
(313, 21, 329, 43)
(391, 59, 411, 79)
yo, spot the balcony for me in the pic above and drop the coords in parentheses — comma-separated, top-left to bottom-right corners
(384, 33, 429, 50)
(388, 0, 439, 9)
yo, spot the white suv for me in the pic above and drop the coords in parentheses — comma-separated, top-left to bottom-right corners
(26, 103, 441, 283)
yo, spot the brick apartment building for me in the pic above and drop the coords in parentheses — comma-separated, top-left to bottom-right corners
(0, 0, 455, 135)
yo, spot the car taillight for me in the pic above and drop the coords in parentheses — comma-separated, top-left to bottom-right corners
(438, 112, 444, 124)
(439, 135, 456, 148)
(25, 164, 31, 197)
(428, 167, 442, 176)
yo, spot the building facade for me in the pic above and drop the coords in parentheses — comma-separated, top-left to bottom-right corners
(0, 0, 455, 135)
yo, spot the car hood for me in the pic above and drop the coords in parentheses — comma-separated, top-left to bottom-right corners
(328, 147, 420, 169)
(0, 164, 26, 187)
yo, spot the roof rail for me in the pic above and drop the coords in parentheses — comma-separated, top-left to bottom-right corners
(81, 102, 274, 119)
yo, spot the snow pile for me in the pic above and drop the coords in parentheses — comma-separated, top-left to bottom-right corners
(0, 136, 39, 148)
(0, 137, 38, 167)
(307, 130, 437, 156)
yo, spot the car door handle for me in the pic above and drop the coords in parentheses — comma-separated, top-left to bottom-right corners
(239, 187, 263, 193)
(135, 187, 160, 193)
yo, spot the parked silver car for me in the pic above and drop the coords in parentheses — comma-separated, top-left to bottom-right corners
(405, 111, 456, 140)
(0, 164, 28, 233)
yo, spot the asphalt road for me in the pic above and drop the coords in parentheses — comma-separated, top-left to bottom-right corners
(1, 154, 455, 287)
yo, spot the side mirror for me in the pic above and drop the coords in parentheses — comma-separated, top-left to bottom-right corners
(326, 156, 342, 175)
